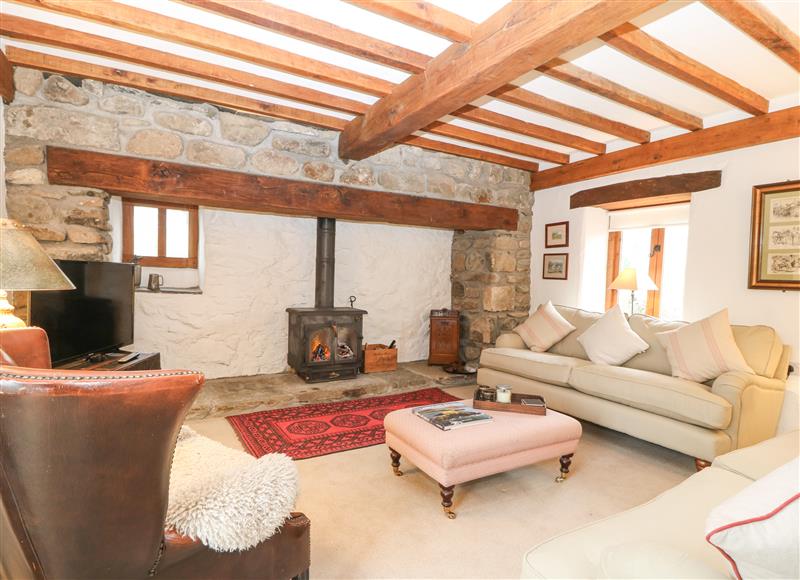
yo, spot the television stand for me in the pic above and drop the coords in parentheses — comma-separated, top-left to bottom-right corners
(55, 351, 161, 372)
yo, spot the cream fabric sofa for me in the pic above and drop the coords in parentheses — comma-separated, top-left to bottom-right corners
(477, 306, 791, 462)
(521, 430, 800, 578)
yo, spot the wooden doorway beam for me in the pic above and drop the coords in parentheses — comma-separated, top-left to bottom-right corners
(0, 49, 14, 104)
(646, 228, 665, 317)
(605, 231, 622, 310)
(570, 170, 721, 210)
(338, 0, 663, 160)
(703, 0, 800, 72)
(601, 23, 769, 115)
(533, 106, 800, 190)
(45, 147, 518, 231)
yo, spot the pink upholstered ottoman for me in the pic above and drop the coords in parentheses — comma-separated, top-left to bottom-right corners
(384, 401, 582, 518)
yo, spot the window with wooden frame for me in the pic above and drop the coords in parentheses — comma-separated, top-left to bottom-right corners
(605, 224, 688, 320)
(122, 198, 199, 268)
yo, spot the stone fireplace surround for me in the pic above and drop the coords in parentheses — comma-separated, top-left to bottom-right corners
(3, 67, 532, 375)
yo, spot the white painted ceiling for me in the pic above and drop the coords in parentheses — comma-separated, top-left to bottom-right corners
(1, 0, 798, 170)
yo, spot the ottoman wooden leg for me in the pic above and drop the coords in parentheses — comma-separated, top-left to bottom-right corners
(555, 453, 573, 483)
(389, 447, 403, 476)
(440, 484, 456, 519)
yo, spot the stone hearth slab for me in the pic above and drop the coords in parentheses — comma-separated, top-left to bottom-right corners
(187, 361, 475, 420)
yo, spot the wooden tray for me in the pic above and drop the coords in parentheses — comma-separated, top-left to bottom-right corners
(472, 390, 546, 415)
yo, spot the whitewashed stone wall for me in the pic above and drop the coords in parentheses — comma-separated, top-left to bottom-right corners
(4, 67, 531, 377)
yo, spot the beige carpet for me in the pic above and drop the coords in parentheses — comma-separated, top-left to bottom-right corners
(188, 385, 695, 579)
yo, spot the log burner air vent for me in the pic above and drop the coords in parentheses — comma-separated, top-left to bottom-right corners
(287, 218, 367, 383)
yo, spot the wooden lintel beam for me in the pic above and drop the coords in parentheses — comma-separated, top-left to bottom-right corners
(180, 0, 430, 74)
(703, 0, 800, 72)
(345, 0, 474, 42)
(533, 106, 800, 190)
(537, 58, 703, 131)
(597, 192, 691, 211)
(0, 49, 14, 104)
(570, 170, 721, 209)
(7, 48, 537, 173)
(339, 0, 663, 160)
(14, 0, 394, 96)
(46, 147, 518, 231)
(601, 23, 769, 116)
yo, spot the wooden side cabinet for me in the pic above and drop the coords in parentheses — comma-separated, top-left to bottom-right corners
(428, 309, 460, 365)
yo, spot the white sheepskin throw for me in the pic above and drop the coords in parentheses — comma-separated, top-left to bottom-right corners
(165, 426, 298, 552)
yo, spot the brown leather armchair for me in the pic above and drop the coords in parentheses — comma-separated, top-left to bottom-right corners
(0, 327, 311, 580)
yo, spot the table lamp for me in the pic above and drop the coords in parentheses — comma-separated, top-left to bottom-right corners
(0, 218, 75, 328)
(609, 267, 658, 315)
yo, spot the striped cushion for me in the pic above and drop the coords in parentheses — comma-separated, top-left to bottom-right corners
(657, 309, 753, 382)
(514, 301, 576, 353)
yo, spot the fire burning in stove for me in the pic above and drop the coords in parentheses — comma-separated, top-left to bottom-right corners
(310, 336, 331, 362)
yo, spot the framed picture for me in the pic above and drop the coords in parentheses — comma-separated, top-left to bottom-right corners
(543, 253, 569, 280)
(749, 180, 800, 290)
(545, 221, 569, 248)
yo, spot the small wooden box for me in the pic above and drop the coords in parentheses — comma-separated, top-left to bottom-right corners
(472, 390, 547, 416)
(363, 344, 397, 373)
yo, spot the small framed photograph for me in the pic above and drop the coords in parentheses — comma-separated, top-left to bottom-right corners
(545, 221, 569, 248)
(543, 253, 569, 280)
(749, 180, 799, 290)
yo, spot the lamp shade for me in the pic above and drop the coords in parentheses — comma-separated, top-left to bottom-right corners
(0, 219, 75, 290)
(609, 267, 658, 291)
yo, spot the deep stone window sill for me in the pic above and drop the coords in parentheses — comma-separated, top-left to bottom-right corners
(135, 287, 203, 295)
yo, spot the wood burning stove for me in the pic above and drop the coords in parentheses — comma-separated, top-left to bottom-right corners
(287, 218, 366, 382)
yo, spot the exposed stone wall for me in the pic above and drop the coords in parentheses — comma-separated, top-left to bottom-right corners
(4, 66, 531, 371)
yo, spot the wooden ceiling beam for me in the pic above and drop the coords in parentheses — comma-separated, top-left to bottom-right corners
(13, 0, 394, 96)
(533, 106, 800, 190)
(339, 0, 663, 160)
(492, 84, 651, 144)
(601, 23, 769, 115)
(570, 170, 721, 209)
(345, 0, 474, 42)
(425, 122, 568, 165)
(6, 47, 350, 131)
(179, 0, 431, 74)
(537, 58, 703, 131)
(6, 47, 538, 173)
(703, 0, 800, 72)
(46, 147, 519, 231)
(175, 0, 602, 156)
(454, 105, 605, 155)
(0, 15, 370, 115)
(399, 136, 538, 173)
(0, 49, 14, 104)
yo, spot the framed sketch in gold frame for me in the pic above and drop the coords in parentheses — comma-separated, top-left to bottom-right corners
(749, 180, 799, 290)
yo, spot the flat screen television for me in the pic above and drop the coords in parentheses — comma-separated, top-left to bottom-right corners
(30, 260, 135, 365)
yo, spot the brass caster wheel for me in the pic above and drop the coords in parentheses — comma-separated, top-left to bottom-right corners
(555, 474, 566, 483)
(444, 508, 457, 519)
(393, 467, 403, 477)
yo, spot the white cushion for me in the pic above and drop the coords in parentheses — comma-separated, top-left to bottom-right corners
(706, 458, 800, 580)
(657, 309, 754, 382)
(166, 426, 298, 552)
(515, 301, 576, 353)
(601, 541, 727, 579)
(577, 305, 649, 365)
(479, 348, 590, 387)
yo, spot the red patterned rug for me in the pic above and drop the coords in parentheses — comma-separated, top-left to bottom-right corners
(227, 387, 459, 459)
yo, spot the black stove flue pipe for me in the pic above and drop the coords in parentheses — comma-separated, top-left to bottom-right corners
(314, 217, 336, 308)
